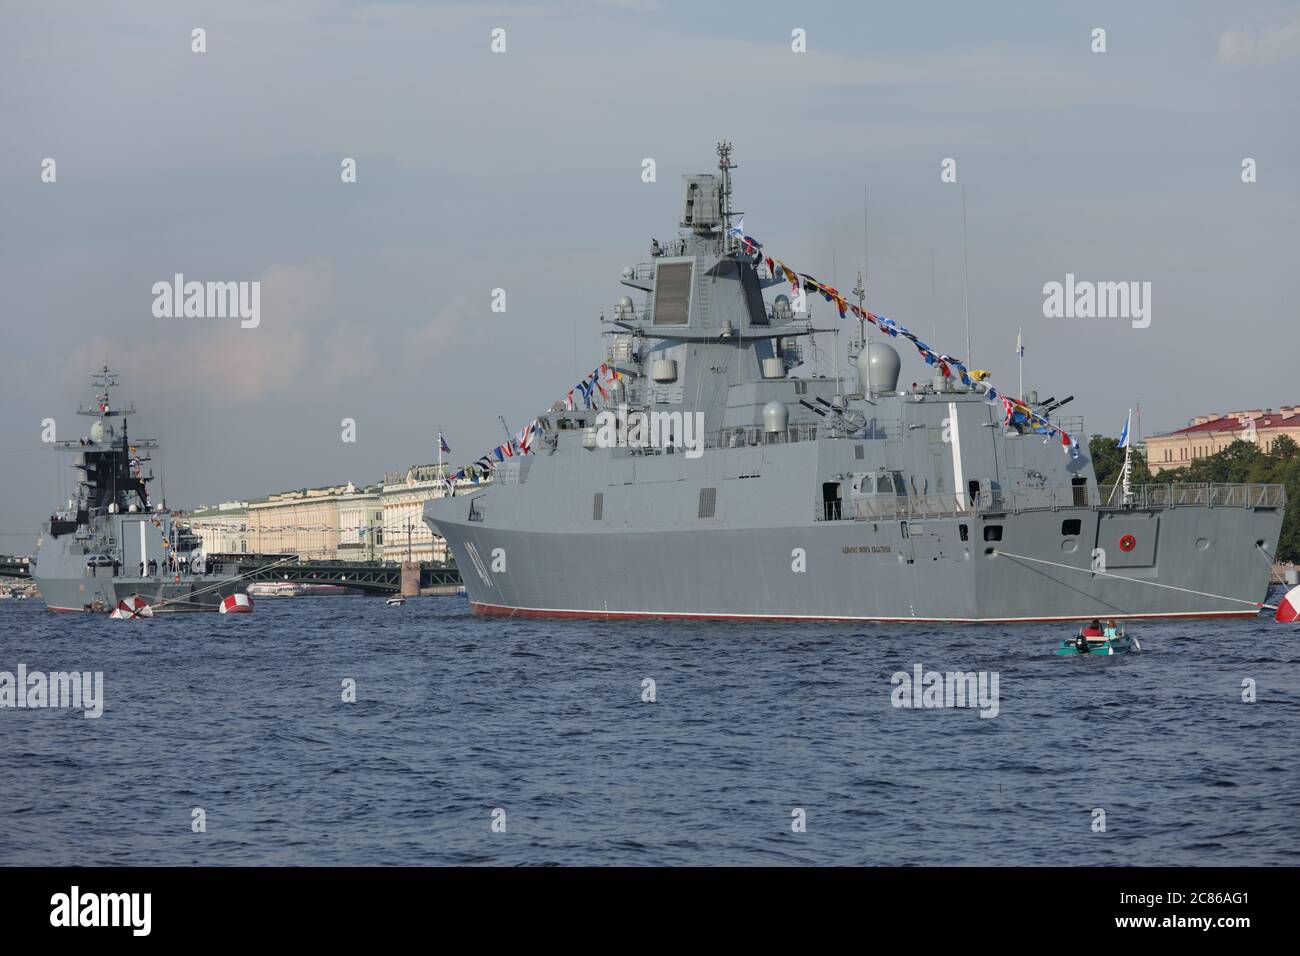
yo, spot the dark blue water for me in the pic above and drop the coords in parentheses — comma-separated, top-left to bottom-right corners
(1, 596, 1296, 866)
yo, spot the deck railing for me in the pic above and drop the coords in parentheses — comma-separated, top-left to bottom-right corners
(706, 420, 904, 450)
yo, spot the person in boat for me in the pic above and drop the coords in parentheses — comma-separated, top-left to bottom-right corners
(1082, 618, 1103, 638)
(1103, 619, 1120, 639)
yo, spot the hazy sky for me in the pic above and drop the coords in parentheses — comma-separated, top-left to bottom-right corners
(2, 0, 1297, 546)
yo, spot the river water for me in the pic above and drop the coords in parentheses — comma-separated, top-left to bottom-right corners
(1, 596, 1296, 865)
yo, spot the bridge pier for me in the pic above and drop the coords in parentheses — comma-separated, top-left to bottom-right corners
(400, 561, 420, 597)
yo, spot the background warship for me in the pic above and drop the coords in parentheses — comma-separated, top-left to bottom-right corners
(426, 144, 1285, 623)
(32, 367, 246, 612)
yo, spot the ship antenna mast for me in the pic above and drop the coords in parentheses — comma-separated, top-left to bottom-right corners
(857, 184, 869, 350)
(961, 184, 973, 370)
(852, 270, 866, 353)
(718, 140, 735, 253)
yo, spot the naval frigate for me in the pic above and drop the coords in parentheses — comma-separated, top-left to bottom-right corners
(425, 144, 1285, 623)
(32, 367, 246, 613)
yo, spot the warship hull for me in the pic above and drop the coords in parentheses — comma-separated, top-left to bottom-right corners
(430, 504, 1279, 623)
(33, 518, 244, 613)
(427, 435, 1283, 624)
(35, 572, 243, 613)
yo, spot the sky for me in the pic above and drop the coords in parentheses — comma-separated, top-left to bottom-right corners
(1, 0, 1297, 546)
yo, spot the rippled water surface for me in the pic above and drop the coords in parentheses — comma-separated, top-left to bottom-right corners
(1, 596, 1297, 865)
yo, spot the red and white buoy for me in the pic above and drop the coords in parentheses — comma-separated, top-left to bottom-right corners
(220, 592, 254, 614)
(1275, 585, 1300, 623)
(109, 595, 154, 620)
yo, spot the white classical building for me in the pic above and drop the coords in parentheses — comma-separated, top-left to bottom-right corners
(380, 463, 475, 564)
(337, 484, 384, 562)
(186, 501, 250, 556)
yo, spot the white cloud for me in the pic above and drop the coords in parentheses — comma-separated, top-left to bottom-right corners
(68, 262, 330, 405)
(1217, 17, 1300, 64)
(410, 296, 477, 351)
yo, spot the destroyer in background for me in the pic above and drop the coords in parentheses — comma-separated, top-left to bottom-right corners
(427, 144, 1285, 622)
(32, 367, 246, 612)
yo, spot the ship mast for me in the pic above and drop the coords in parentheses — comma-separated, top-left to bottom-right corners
(60, 366, 157, 517)
(718, 140, 736, 254)
(852, 271, 866, 353)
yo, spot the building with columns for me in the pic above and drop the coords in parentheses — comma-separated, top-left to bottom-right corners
(186, 501, 250, 556)
(247, 483, 356, 560)
(381, 464, 454, 564)
(337, 484, 384, 562)
(187, 463, 489, 566)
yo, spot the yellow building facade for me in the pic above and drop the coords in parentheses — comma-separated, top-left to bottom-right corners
(247, 484, 354, 560)
(1146, 405, 1300, 474)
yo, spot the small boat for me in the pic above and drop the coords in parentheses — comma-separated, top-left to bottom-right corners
(385, 596, 405, 607)
(1055, 624, 1140, 656)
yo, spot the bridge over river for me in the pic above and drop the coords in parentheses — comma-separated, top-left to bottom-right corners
(0, 553, 461, 597)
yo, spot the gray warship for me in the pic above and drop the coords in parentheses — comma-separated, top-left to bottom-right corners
(32, 367, 246, 613)
(425, 144, 1285, 622)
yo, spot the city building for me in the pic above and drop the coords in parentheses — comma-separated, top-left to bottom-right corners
(248, 483, 356, 560)
(380, 463, 471, 564)
(189, 463, 487, 566)
(1145, 405, 1300, 474)
(338, 484, 384, 562)
(186, 501, 250, 555)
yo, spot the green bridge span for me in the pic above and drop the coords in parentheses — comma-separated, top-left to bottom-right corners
(0, 554, 460, 596)
(232, 559, 461, 595)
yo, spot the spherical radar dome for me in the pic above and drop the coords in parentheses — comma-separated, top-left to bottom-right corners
(856, 342, 901, 394)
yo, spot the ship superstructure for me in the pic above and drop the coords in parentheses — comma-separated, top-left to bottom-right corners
(425, 145, 1285, 622)
(32, 367, 246, 612)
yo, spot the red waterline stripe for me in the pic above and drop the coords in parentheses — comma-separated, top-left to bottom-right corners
(470, 602, 1257, 624)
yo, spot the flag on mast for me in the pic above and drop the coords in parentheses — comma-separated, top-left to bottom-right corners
(1118, 410, 1131, 449)
(438, 431, 451, 455)
(1015, 329, 1024, 357)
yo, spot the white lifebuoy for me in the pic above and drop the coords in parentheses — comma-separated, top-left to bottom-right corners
(109, 595, 154, 619)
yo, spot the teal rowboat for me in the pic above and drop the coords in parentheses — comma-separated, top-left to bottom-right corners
(1055, 634, 1140, 656)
